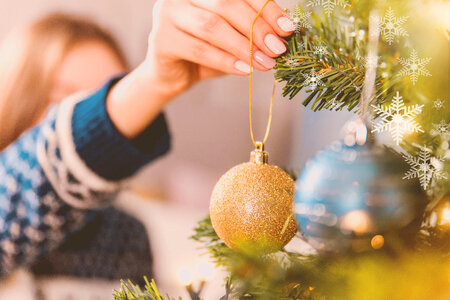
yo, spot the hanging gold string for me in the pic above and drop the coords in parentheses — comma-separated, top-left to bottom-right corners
(249, 0, 277, 147)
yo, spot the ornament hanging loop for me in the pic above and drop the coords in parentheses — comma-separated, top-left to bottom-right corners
(359, 10, 380, 126)
(250, 141, 269, 164)
(343, 119, 374, 146)
(249, 0, 276, 148)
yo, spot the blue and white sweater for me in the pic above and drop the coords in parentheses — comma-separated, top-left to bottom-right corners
(0, 77, 170, 276)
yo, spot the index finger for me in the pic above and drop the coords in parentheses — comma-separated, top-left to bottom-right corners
(245, 0, 294, 36)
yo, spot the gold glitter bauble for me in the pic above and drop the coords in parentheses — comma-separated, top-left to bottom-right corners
(210, 146, 297, 252)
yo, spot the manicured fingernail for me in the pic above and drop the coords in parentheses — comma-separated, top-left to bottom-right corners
(277, 16, 295, 32)
(264, 34, 286, 55)
(254, 50, 276, 69)
(234, 60, 251, 73)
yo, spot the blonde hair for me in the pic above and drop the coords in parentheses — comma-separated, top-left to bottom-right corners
(0, 13, 127, 150)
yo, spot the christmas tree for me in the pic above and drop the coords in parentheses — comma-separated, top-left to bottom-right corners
(114, 0, 449, 299)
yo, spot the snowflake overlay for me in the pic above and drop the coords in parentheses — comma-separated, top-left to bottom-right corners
(326, 98, 339, 110)
(371, 91, 424, 145)
(297, 40, 305, 50)
(433, 99, 445, 110)
(398, 49, 432, 85)
(372, 7, 409, 45)
(431, 120, 450, 138)
(288, 7, 312, 32)
(313, 45, 328, 58)
(302, 69, 324, 91)
(284, 56, 302, 69)
(307, 0, 350, 17)
(402, 146, 447, 190)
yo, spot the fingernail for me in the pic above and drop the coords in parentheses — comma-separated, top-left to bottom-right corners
(277, 16, 295, 32)
(264, 34, 286, 55)
(234, 60, 251, 73)
(254, 50, 276, 69)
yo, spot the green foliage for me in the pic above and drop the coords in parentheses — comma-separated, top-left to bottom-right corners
(275, 2, 449, 199)
(113, 277, 180, 300)
(192, 216, 316, 299)
(275, 7, 400, 112)
(114, 213, 449, 300)
(192, 215, 450, 300)
(191, 215, 237, 269)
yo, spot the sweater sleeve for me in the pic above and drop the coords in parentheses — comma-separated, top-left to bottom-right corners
(0, 78, 170, 276)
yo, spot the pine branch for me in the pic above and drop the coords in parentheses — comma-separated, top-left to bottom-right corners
(191, 215, 237, 269)
(113, 277, 180, 300)
(191, 215, 317, 298)
(274, 9, 401, 112)
(276, 4, 449, 197)
(191, 215, 450, 299)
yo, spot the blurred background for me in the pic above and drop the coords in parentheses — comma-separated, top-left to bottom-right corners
(0, 0, 352, 299)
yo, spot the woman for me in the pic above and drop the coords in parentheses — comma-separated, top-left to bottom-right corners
(0, 13, 128, 150)
(0, 0, 293, 295)
(0, 14, 156, 291)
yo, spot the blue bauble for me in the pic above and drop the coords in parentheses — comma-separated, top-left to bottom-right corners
(294, 141, 426, 253)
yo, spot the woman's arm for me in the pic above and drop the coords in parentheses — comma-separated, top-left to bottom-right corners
(0, 78, 170, 275)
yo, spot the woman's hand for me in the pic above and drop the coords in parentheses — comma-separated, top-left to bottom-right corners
(107, 0, 294, 139)
(147, 0, 294, 96)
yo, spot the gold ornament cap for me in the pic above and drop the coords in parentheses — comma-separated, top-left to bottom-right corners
(250, 142, 269, 164)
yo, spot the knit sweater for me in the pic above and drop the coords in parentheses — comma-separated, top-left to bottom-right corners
(0, 77, 170, 277)
(31, 206, 153, 287)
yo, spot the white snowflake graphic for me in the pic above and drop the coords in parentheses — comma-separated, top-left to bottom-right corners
(431, 120, 450, 137)
(288, 7, 312, 32)
(313, 45, 328, 58)
(307, 0, 350, 17)
(297, 40, 305, 50)
(302, 69, 324, 90)
(372, 7, 409, 45)
(326, 98, 340, 110)
(398, 49, 432, 85)
(284, 56, 302, 69)
(402, 146, 447, 190)
(433, 99, 445, 110)
(371, 91, 424, 145)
